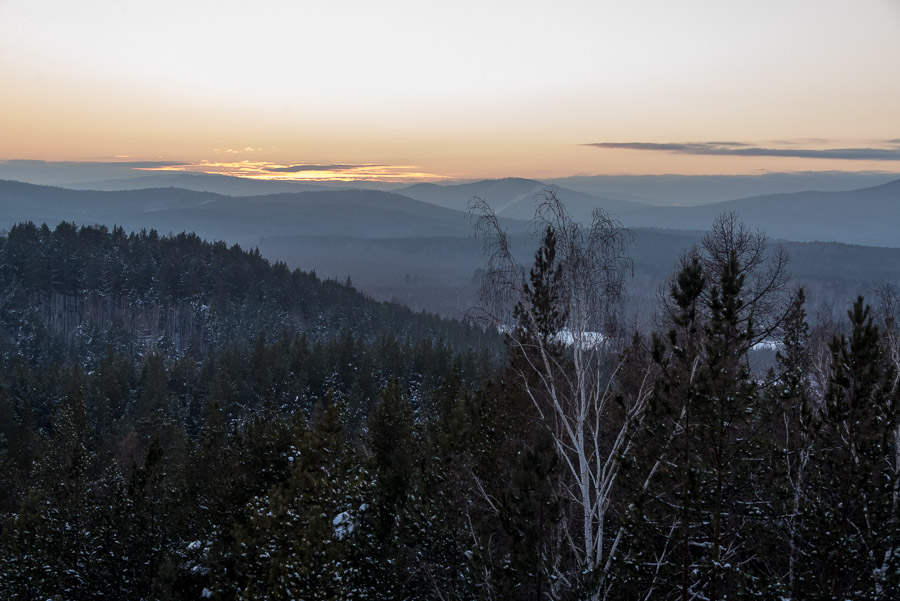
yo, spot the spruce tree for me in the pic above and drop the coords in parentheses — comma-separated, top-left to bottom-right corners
(358, 379, 417, 599)
(619, 215, 789, 600)
(617, 252, 707, 599)
(799, 296, 900, 599)
(768, 287, 814, 596)
(231, 396, 365, 600)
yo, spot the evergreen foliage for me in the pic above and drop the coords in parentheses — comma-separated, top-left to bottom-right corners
(0, 217, 898, 600)
(798, 297, 900, 599)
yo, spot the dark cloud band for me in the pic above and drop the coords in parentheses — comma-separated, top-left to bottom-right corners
(0, 159, 187, 169)
(583, 141, 900, 161)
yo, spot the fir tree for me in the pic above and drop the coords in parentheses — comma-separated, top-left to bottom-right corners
(799, 297, 900, 599)
(619, 215, 789, 600)
(357, 379, 417, 599)
(769, 286, 814, 595)
(231, 396, 365, 600)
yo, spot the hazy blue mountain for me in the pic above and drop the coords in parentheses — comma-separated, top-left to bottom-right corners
(0, 159, 188, 186)
(621, 178, 900, 247)
(0, 180, 527, 245)
(5, 177, 897, 248)
(258, 227, 900, 320)
(60, 172, 335, 195)
(397, 177, 650, 222)
(59, 171, 408, 195)
(396, 176, 900, 247)
(546, 171, 900, 206)
(0, 179, 218, 221)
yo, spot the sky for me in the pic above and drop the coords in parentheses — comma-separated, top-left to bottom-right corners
(1, 0, 899, 182)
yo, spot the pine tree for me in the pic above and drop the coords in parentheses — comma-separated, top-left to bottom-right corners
(231, 396, 365, 600)
(799, 297, 900, 599)
(617, 252, 707, 599)
(619, 215, 789, 600)
(356, 379, 417, 599)
(0, 390, 127, 600)
(768, 287, 815, 595)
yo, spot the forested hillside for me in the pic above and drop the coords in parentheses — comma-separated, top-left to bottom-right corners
(0, 221, 499, 355)
(259, 228, 900, 320)
(2, 178, 897, 323)
(0, 210, 899, 600)
(0, 221, 505, 598)
(0, 219, 500, 445)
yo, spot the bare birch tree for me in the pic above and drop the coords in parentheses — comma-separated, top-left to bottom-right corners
(470, 191, 654, 598)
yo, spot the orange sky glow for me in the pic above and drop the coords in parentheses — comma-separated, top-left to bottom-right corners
(137, 162, 451, 183)
(1, 1, 899, 182)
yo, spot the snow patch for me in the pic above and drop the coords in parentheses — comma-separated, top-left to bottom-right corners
(498, 325, 607, 350)
(751, 339, 784, 352)
(332, 511, 354, 540)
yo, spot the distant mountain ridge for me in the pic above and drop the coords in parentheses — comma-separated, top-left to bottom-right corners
(620, 177, 900, 247)
(1, 176, 898, 248)
(396, 176, 900, 247)
(544, 172, 900, 206)
(57, 171, 404, 195)
(0, 179, 528, 244)
(60, 172, 334, 195)
(397, 177, 651, 222)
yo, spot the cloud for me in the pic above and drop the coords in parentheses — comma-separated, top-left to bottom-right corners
(0, 159, 193, 185)
(765, 138, 834, 146)
(0, 159, 186, 169)
(583, 141, 900, 161)
(267, 164, 384, 173)
(0, 158, 446, 185)
(146, 161, 447, 183)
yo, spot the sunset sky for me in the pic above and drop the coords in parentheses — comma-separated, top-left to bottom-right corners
(2, 0, 899, 182)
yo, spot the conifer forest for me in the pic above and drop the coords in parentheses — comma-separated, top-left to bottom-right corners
(1, 202, 899, 600)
